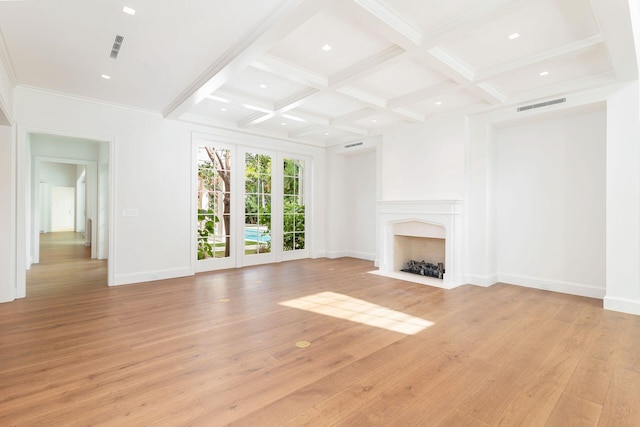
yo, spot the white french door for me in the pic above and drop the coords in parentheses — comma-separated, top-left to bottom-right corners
(195, 140, 310, 271)
(241, 149, 277, 266)
(195, 144, 236, 272)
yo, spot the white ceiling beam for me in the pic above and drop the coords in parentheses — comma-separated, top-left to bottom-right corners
(415, 52, 504, 105)
(421, 0, 526, 46)
(238, 111, 275, 128)
(330, 107, 378, 126)
(288, 125, 325, 138)
(214, 89, 274, 113)
(337, 86, 386, 108)
(288, 110, 330, 126)
(387, 81, 461, 108)
(251, 54, 329, 89)
(589, 0, 638, 82)
(505, 70, 616, 106)
(391, 107, 425, 122)
(334, 124, 369, 136)
(163, 0, 336, 119)
(351, 0, 422, 46)
(474, 34, 606, 82)
(273, 87, 321, 112)
(328, 45, 407, 87)
(427, 46, 475, 81)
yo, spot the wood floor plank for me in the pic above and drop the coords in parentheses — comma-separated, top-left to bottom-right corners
(546, 393, 602, 427)
(598, 367, 640, 426)
(0, 232, 638, 425)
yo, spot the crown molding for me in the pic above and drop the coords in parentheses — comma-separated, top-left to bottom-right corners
(17, 85, 162, 117)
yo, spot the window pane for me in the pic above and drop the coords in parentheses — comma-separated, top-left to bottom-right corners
(283, 158, 304, 252)
(245, 152, 272, 255)
(197, 147, 231, 260)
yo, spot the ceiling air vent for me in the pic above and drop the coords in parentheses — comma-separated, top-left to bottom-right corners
(110, 35, 124, 59)
(344, 142, 364, 149)
(517, 97, 566, 112)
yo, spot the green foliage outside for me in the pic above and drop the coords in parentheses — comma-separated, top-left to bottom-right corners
(198, 152, 306, 258)
(197, 208, 217, 260)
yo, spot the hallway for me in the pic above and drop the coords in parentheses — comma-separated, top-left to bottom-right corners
(26, 231, 107, 299)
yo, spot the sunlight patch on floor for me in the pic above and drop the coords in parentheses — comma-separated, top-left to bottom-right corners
(279, 291, 434, 335)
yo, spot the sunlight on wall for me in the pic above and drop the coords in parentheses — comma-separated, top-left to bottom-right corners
(279, 291, 434, 335)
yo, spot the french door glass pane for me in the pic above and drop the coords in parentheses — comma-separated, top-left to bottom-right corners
(245, 152, 272, 255)
(197, 147, 231, 260)
(283, 158, 305, 251)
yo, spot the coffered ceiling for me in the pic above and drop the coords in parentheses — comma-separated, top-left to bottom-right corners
(0, 0, 636, 146)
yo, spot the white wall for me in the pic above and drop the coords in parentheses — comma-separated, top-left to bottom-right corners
(0, 54, 16, 302)
(13, 88, 199, 285)
(345, 149, 377, 260)
(12, 87, 326, 294)
(0, 50, 13, 126)
(40, 162, 77, 187)
(381, 113, 466, 200)
(494, 109, 606, 297)
(0, 124, 14, 302)
(38, 162, 78, 233)
(97, 141, 109, 259)
(605, 81, 640, 314)
(324, 150, 348, 258)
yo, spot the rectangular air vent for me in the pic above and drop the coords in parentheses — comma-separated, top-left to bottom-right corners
(517, 97, 566, 112)
(344, 142, 364, 149)
(110, 35, 124, 59)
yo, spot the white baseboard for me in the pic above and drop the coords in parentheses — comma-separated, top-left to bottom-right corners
(325, 250, 375, 261)
(112, 266, 193, 287)
(465, 274, 498, 288)
(603, 296, 640, 315)
(344, 250, 376, 261)
(498, 273, 605, 299)
(325, 250, 348, 259)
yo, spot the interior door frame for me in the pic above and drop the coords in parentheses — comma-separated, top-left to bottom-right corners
(16, 128, 115, 300)
(32, 156, 98, 262)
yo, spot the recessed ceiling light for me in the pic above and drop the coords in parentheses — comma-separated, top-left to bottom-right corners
(508, 32, 520, 40)
(220, 108, 228, 112)
(322, 44, 332, 52)
(324, 132, 330, 136)
(281, 122, 287, 126)
(435, 101, 442, 105)
(122, 6, 136, 15)
(539, 71, 549, 76)
(260, 84, 267, 88)
(101, 74, 111, 80)
(371, 119, 377, 123)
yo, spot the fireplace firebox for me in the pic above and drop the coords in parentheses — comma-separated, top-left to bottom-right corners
(373, 200, 463, 289)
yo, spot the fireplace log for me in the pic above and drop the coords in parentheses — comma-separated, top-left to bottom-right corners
(401, 260, 445, 279)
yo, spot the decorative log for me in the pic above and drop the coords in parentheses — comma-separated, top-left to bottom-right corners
(401, 259, 445, 279)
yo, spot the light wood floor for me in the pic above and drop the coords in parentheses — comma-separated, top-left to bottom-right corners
(1, 232, 639, 426)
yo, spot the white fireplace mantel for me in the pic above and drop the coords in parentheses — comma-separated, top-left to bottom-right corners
(374, 200, 464, 289)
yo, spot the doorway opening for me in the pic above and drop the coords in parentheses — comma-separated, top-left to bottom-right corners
(25, 132, 111, 295)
